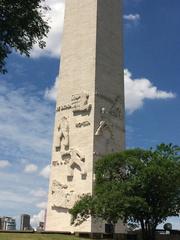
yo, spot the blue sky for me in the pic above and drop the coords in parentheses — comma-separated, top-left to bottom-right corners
(0, 0, 179, 229)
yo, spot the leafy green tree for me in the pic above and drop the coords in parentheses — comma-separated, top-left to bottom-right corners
(0, 0, 50, 73)
(70, 144, 180, 240)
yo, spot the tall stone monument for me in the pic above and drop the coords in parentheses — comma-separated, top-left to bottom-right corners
(46, 0, 125, 234)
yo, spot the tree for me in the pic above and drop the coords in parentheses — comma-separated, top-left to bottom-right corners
(69, 144, 180, 240)
(0, 0, 50, 73)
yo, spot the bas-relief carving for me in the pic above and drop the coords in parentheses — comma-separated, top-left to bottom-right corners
(61, 149, 87, 179)
(52, 180, 68, 193)
(61, 104, 72, 111)
(96, 92, 123, 119)
(95, 105, 119, 155)
(72, 93, 92, 114)
(51, 180, 78, 209)
(53, 113, 88, 179)
(56, 105, 71, 112)
(76, 121, 90, 128)
(95, 107, 114, 139)
(56, 92, 92, 115)
(95, 120, 113, 138)
(52, 92, 90, 212)
(52, 161, 59, 167)
(55, 117, 69, 152)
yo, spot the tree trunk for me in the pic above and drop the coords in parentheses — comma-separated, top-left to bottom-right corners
(141, 227, 156, 240)
(112, 223, 116, 240)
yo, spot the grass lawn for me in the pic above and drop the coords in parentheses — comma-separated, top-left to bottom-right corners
(0, 233, 84, 240)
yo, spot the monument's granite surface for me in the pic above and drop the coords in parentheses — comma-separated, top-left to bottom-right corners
(46, 0, 125, 233)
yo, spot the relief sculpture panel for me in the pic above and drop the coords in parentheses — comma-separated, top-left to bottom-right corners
(56, 92, 92, 115)
(71, 93, 92, 114)
(61, 149, 87, 179)
(51, 180, 78, 209)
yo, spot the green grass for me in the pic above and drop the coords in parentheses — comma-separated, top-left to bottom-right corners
(0, 233, 84, 240)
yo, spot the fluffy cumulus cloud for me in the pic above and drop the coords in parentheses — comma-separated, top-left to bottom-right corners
(39, 165, 51, 179)
(123, 14, 140, 22)
(31, 0, 65, 58)
(24, 164, 38, 173)
(45, 71, 176, 114)
(0, 80, 52, 223)
(124, 69, 175, 113)
(0, 160, 11, 168)
(31, 0, 141, 58)
(36, 201, 47, 209)
(0, 81, 53, 160)
(31, 189, 47, 198)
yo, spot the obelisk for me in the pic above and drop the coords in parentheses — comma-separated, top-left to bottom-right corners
(46, 0, 125, 234)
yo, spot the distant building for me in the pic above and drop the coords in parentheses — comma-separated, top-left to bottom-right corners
(20, 214, 31, 231)
(1, 217, 16, 230)
(0, 217, 3, 230)
(37, 222, 45, 231)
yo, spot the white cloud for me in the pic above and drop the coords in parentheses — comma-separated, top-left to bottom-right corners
(36, 201, 47, 209)
(39, 165, 51, 179)
(0, 160, 11, 168)
(124, 69, 175, 113)
(31, 0, 65, 58)
(31, 1, 140, 58)
(31, 210, 45, 228)
(44, 76, 59, 101)
(46, 70, 176, 114)
(0, 80, 52, 222)
(0, 189, 36, 205)
(0, 81, 53, 160)
(31, 189, 47, 198)
(124, 14, 140, 22)
(24, 164, 38, 173)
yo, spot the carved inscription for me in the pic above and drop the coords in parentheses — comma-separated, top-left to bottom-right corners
(76, 121, 90, 128)
(56, 92, 92, 115)
(56, 105, 71, 112)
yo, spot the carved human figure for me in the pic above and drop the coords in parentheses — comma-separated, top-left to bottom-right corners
(61, 149, 87, 178)
(72, 92, 91, 113)
(51, 180, 78, 209)
(95, 120, 113, 138)
(56, 117, 69, 151)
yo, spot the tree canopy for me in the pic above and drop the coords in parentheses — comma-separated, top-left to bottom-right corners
(70, 144, 180, 240)
(0, 0, 49, 73)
